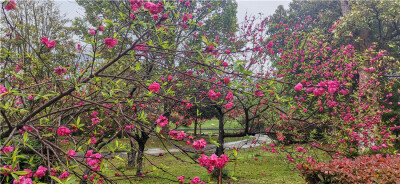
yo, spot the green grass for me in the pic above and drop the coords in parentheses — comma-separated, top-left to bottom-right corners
(187, 119, 243, 129)
(60, 135, 248, 152)
(97, 148, 305, 184)
(103, 135, 247, 152)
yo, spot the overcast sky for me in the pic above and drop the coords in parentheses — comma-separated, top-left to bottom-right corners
(56, 0, 290, 23)
(237, 0, 290, 23)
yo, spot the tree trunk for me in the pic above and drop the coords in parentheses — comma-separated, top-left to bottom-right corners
(340, 0, 378, 153)
(244, 108, 249, 135)
(218, 167, 223, 184)
(127, 137, 137, 167)
(340, 0, 350, 15)
(194, 116, 198, 136)
(136, 140, 145, 176)
(216, 108, 224, 156)
(136, 133, 149, 176)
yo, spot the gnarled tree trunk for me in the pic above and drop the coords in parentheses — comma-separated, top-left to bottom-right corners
(136, 132, 149, 176)
(127, 137, 137, 167)
(216, 107, 224, 156)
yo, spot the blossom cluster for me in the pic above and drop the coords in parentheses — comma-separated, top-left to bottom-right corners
(198, 154, 229, 173)
(40, 37, 56, 49)
(156, 115, 168, 127)
(169, 130, 186, 140)
(85, 150, 103, 171)
(54, 66, 67, 75)
(104, 38, 118, 49)
(0, 85, 8, 97)
(192, 139, 207, 150)
(149, 81, 161, 93)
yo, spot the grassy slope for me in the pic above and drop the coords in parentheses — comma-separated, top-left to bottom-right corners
(60, 135, 247, 152)
(187, 119, 243, 129)
(99, 148, 305, 184)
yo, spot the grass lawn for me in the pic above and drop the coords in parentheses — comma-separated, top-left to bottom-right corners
(98, 148, 305, 184)
(187, 119, 243, 129)
(102, 135, 247, 152)
(60, 135, 248, 152)
(182, 119, 243, 134)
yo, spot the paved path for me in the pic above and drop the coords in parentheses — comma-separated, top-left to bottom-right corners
(76, 134, 271, 158)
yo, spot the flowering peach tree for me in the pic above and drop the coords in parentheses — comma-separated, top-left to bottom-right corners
(1, 0, 400, 184)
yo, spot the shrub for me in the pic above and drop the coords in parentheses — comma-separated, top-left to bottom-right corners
(297, 154, 400, 183)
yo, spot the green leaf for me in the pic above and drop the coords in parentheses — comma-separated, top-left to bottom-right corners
(0, 167, 10, 171)
(5, 81, 10, 90)
(202, 36, 208, 44)
(23, 132, 28, 145)
(11, 173, 19, 181)
(13, 92, 27, 97)
(114, 155, 124, 161)
(135, 62, 141, 71)
(210, 140, 220, 147)
(155, 126, 161, 133)
(65, 178, 76, 184)
(12, 147, 19, 163)
(104, 19, 112, 24)
(233, 149, 238, 157)
(50, 176, 63, 184)
(12, 171, 29, 176)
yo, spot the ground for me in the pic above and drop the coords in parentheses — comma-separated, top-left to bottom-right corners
(100, 148, 305, 184)
(66, 119, 309, 183)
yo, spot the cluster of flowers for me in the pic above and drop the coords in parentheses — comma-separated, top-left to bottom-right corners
(128, 0, 164, 20)
(4, 0, 17, 11)
(1, 165, 70, 183)
(156, 115, 168, 127)
(125, 125, 135, 130)
(182, 13, 192, 22)
(67, 149, 76, 160)
(263, 143, 278, 153)
(254, 90, 264, 97)
(89, 25, 104, 36)
(104, 38, 118, 49)
(129, 0, 142, 12)
(169, 130, 186, 140)
(18, 126, 34, 134)
(91, 117, 100, 125)
(180, 99, 193, 110)
(57, 126, 71, 136)
(191, 139, 207, 150)
(224, 91, 234, 109)
(0, 85, 8, 98)
(177, 175, 204, 184)
(294, 80, 342, 96)
(208, 90, 221, 100)
(0, 146, 14, 154)
(40, 37, 56, 49)
(144, 1, 163, 15)
(149, 81, 161, 93)
(86, 150, 103, 171)
(198, 154, 229, 173)
(54, 66, 67, 75)
(133, 43, 147, 50)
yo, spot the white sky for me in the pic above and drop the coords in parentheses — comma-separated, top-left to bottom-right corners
(236, 0, 290, 23)
(56, 0, 290, 23)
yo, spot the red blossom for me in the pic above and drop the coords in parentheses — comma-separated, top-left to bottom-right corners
(104, 38, 118, 49)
